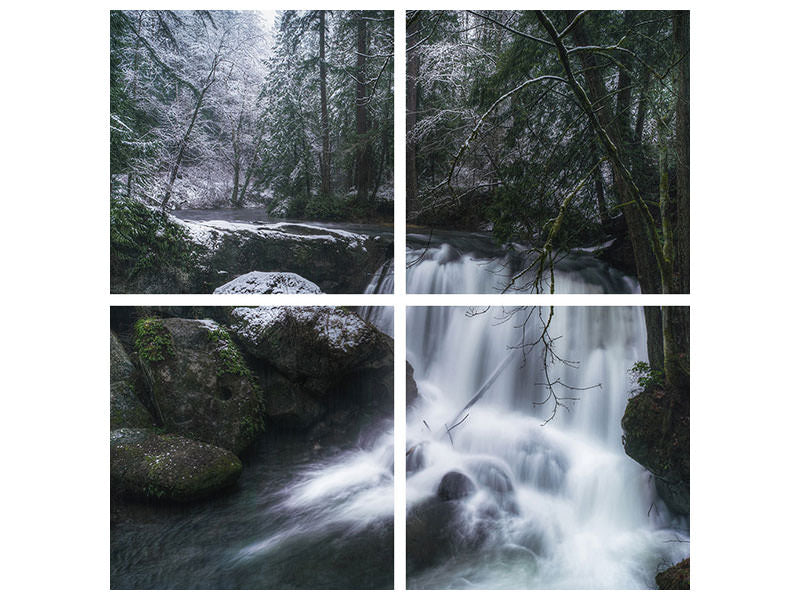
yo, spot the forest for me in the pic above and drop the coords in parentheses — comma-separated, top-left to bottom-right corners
(111, 10, 393, 222)
(406, 8, 689, 387)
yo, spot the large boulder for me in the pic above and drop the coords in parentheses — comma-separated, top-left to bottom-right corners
(183, 219, 389, 293)
(437, 471, 477, 501)
(622, 387, 689, 515)
(134, 317, 264, 455)
(110, 332, 153, 429)
(261, 371, 326, 429)
(225, 306, 392, 396)
(406, 496, 491, 574)
(213, 271, 322, 294)
(110, 428, 242, 502)
(406, 498, 464, 573)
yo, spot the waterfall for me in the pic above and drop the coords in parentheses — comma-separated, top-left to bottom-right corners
(407, 239, 639, 294)
(359, 258, 394, 336)
(405, 294, 688, 586)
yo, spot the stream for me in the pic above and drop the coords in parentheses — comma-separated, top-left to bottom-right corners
(407, 229, 638, 294)
(405, 300, 689, 588)
(111, 393, 395, 589)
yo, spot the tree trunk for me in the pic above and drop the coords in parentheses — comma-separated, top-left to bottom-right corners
(592, 140, 609, 226)
(406, 14, 420, 214)
(355, 16, 371, 208)
(371, 107, 390, 205)
(161, 83, 210, 210)
(319, 10, 331, 198)
(663, 11, 690, 391)
(615, 11, 635, 165)
(563, 12, 664, 368)
(633, 70, 650, 146)
(673, 10, 690, 297)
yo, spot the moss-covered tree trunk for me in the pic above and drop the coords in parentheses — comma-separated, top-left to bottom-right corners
(564, 12, 665, 369)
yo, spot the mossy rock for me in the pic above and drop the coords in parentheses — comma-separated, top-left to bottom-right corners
(110, 332, 153, 429)
(656, 557, 689, 590)
(110, 428, 242, 502)
(111, 382, 153, 430)
(135, 317, 265, 455)
(621, 387, 689, 515)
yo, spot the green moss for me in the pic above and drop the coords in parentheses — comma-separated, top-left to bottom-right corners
(239, 414, 265, 440)
(656, 558, 689, 590)
(206, 327, 250, 378)
(206, 326, 264, 417)
(110, 196, 199, 280)
(134, 318, 175, 362)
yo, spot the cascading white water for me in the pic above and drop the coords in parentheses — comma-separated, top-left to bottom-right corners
(407, 242, 640, 294)
(406, 302, 688, 589)
(359, 259, 394, 336)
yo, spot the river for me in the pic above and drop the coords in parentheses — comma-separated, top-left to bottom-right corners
(111, 363, 395, 589)
(405, 301, 688, 588)
(407, 229, 637, 294)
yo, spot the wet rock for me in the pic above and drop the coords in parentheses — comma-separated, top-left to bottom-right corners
(437, 471, 477, 501)
(406, 498, 463, 573)
(213, 271, 322, 294)
(110, 332, 153, 429)
(406, 497, 490, 574)
(135, 317, 264, 455)
(622, 387, 689, 515)
(468, 461, 519, 515)
(406, 443, 427, 474)
(110, 428, 242, 502)
(406, 361, 419, 404)
(656, 557, 689, 590)
(471, 461, 514, 495)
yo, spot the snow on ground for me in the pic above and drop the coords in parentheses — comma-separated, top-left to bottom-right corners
(213, 272, 322, 295)
(175, 216, 369, 253)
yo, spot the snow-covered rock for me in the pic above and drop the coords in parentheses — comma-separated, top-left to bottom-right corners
(110, 198, 390, 293)
(213, 271, 322, 294)
(225, 306, 392, 396)
(181, 218, 388, 293)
